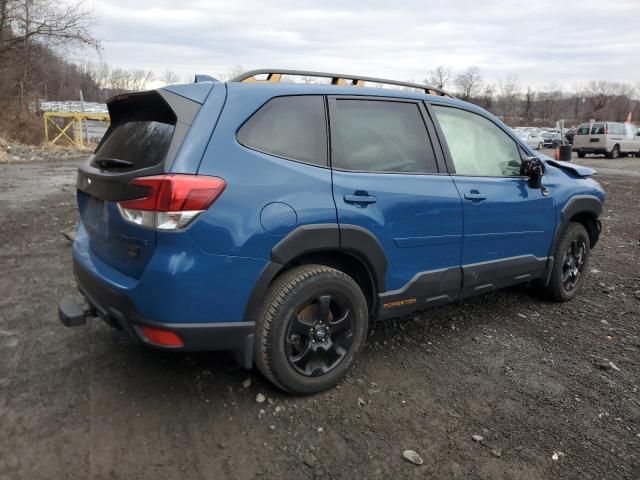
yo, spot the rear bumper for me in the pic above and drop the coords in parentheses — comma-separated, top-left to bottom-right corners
(59, 258, 255, 368)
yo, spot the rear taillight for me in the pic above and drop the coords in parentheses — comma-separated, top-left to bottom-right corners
(118, 174, 226, 230)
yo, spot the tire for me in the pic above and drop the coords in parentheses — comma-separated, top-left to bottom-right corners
(254, 264, 368, 394)
(577, 152, 586, 158)
(542, 222, 591, 302)
(537, 142, 543, 150)
(606, 145, 620, 159)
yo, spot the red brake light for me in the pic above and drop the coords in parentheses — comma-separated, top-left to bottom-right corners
(141, 326, 184, 347)
(117, 175, 226, 230)
(120, 175, 226, 211)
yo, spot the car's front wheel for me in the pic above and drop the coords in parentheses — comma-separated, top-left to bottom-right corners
(542, 222, 591, 302)
(255, 265, 368, 394)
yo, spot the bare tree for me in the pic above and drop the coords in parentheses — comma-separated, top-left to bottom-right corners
(522, 87, 535, 124)
(454, 67, 482, 100)
(479, 83, 495, 111)
(608, 83, 635, 121)
(537, 83, 563, 125)
(0, 0, 98, 59)
(497, 74, 520, 120)
(160, 69, 181, 86)
(219, 65, 245, 81)
(0, 0, 98, 110)
(583, 81, 621, 118)
(106, 67, 153, 94)
(426, 65, 452, 90)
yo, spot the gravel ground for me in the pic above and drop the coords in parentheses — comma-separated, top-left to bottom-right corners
(0, 150, 639, 480)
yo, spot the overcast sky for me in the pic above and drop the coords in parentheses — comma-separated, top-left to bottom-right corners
(88, 0, 640, 90)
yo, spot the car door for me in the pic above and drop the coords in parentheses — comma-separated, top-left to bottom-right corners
(590, 122, 607, 150)
(328, 96, 463, 317)
(429, 104, 555, 298)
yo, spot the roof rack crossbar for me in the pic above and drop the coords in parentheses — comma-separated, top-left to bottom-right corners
(231, 69, 453, 97)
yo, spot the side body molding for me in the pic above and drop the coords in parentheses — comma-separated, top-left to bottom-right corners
(244, 224, 388, 322)
(377, 267, 461, 320)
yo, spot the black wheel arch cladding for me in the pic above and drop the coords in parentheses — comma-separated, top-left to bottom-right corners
(243, 224, 387, 323)
(554, 195, 603, 252)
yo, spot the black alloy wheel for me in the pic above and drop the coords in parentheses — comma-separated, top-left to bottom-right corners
(255, 264, 368, 394)
(561, 237, 587, 292)
(285, 292, 354, 376)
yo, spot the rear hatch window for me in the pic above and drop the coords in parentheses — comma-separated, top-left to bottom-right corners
(577, 125, 590, 135)
(591, 123, 605, 135)
(77, 90, 198, 278)
(92, 94, 176, 171)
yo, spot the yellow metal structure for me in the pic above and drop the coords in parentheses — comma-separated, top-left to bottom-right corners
(43, 111, 110, 149)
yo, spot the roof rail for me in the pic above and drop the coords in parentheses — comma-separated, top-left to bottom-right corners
(231, 69, 453, 97)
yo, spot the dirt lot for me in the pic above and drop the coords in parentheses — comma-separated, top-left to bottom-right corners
(1, 150, 639, 480)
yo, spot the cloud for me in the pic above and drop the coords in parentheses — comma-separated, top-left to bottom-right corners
(91, 0, 640, 89)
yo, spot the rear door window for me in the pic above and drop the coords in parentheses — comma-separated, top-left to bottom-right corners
(591, 123, 605, 135)
(237, 96, 327, 166)
(329, 99, 438, 173)
(577, 125, 590, 135)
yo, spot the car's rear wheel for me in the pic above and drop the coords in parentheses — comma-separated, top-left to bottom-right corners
(255, 264, 368, 394)
(542, 222, 591, 302)
(537, 142, 543, 150)
(606, 145, 620, 159)
(577, 152, 586, 158)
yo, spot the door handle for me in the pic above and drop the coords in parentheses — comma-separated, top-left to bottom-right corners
(464, 190, 487, 201)
(344, 193, 377, 206)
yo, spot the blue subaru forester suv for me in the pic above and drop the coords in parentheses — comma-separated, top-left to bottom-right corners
(59, 69, 605, 394)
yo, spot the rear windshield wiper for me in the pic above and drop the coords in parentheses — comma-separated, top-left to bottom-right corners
(94, 158, 133, 169)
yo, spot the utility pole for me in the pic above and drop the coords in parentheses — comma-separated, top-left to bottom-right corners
(79, 89, 89, 146)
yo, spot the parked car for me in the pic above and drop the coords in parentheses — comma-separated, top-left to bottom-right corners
(59, 69, 606, 394)
(517, 130, 544, 149)
(541, 132, 563, 149)
(573, 122, 640, 158)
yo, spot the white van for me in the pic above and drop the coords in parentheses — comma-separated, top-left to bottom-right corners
(573, 122, 640, 158)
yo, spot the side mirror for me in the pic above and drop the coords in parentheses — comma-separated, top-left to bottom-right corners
(521, 157, 544, 189)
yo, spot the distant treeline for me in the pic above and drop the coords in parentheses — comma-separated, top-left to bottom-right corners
(0, 2, 638, 144)
(423, 65, 640, 127)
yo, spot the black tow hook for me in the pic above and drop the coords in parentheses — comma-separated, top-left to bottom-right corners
(58, 296, 95, 327)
